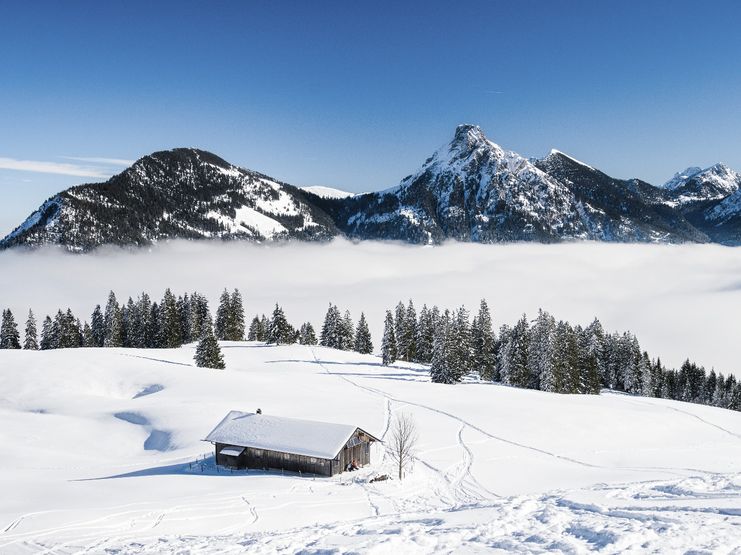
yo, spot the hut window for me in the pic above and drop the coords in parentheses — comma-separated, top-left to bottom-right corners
(283, 453, 290, 460)
(310, 457, 317, 463)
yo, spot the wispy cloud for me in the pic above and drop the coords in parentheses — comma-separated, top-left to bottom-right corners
(59, 156, 135, 166)
(0, 157, 112, 178)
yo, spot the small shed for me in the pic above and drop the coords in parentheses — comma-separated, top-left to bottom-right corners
(204, 410, 380, 476)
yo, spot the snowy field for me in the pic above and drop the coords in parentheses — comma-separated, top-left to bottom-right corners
(1, 240, 741, 373)
(1, 343, 741, 553)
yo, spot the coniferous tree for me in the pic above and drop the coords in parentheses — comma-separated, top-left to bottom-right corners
(299, 322, 318, 345)
(353, 312, 373, 354)
(402, 300, 417, 362)
(449, 306, 471, 381)
(248, 316, 262, 341)
(227, 289, 245, 340)
(194, 325, 225, 369)
(214, 289, 231, 340)
(415, 304, 434, 364)
(91, 304, 105, 347)
(160, 288, 182, 348)
(394, 301, 408, 360)
(320, 304, 342, 348)
(24, 309, 38, 350)
(267, 304, 291, 345)
(431, 310, 456, 383)
(500, 314, 530, 387)
(0, 309, 21, 349)
(82, 321, 94, 347)
(40, 316, 53, 350)
(103, 291, 120, 347)
(381, 310, 397, 366)
(528, 309, 555, 390)
(472, 299, 496, 380)
(339, 310, 354, 350)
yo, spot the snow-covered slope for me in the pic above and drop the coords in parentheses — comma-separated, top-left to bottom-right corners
(1, 343, 741, 553)
(0, 149, 339, 252)
(301, 185, 354, 199)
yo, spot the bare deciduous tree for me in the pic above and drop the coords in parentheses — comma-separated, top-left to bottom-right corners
(387, 412, 418, 480)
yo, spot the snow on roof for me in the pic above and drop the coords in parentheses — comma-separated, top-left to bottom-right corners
(204, 411, 374, 459)
(219, 447, 245, 457)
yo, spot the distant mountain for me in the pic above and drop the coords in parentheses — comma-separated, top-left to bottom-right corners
(3, 126, 741, 251)
(0, 149, 338, 251)
(318, 125, 708, 244)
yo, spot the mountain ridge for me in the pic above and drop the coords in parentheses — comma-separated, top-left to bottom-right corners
(3, 126, 741, 251)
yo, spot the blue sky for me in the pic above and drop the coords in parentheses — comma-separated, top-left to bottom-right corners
(2, 0, 741, 235)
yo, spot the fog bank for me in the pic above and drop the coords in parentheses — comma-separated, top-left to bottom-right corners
(1, 240, 739, 375)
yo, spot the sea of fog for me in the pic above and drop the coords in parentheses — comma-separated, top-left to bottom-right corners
(1, 239, 739, 375)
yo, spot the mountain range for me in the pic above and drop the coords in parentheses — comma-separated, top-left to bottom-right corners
(3, 124, 741, 251)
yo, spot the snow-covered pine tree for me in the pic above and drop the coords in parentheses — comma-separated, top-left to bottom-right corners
(449, 306, 471, 381)
(403, 300, 417, 362)
(527, 309, 555, 390)
(40, 315, 53, 350)
(430, 310, 455, 383)
(394, 301, 408, 360)
(178, 294, 191, 344)
(91, 304, 105, 347)
(247, 316, 262, 341)
(0, 309, 21, 349)
(267, 304, 290, 345)
(353, 312, 373, 354)
(320, 304, 341, 348)
(82, 322, 94, 347)
(24, 309, 38, 350)
(640, 352, 653, 397)
(194, 324, 225, 369)
(160, 288, 182, 348)
(704, 369, 717, 405)
(339, 310, 354, 350)
(381, 310, 397, 366)
(227, 289, 245, 341)
(103, 291, 121, 347)
(577, 325, 601, 394)
(471, 299, 496, 380)
(501, 314, 530, 388)
(299, 322, 318, 345)
(415, 304, 434, 364)
(214, 289, 231, 340)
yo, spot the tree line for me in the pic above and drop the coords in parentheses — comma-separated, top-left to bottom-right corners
(379, 299, 741, 412)
(2, 294, 739, 412)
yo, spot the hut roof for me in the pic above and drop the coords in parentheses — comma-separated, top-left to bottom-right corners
(204, 411, 377, 459)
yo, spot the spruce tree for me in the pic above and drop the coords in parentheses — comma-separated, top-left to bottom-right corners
(381, 310, 397, 366)
(24, 309, 38, 350)
(267, 304, 290, 345)
(82, 321, 94, 347)
(0, 309, 21, 349)
(91, 304, 105, 347)
(339, 310, 354, 350)
(527, 309, 555, 390)
(103, 291, 119, 346)
(415, 305, 434, 364)
(40, 315, 53, 350)
(299, 322, 318, 345)
(353, 313, 373, 354)
(160, 288, 182, 348)
(394, 301, 408, 360)
(215, 289, 231, 340)
(227, 289, 245, 340)
(472, 299, 496, 380)
(403, 300, 417, 362)
(248, 316, 262, 341)
(194, 325, 225, 369)
(431, 310, 455, 383)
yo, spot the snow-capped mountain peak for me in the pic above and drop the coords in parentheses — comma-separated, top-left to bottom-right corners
(662, 167, 703, 190)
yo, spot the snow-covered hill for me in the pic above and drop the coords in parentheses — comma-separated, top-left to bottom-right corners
(301, 185, 354, 199)
(0, 149, 338, 252)
(1, 343, 740, 553)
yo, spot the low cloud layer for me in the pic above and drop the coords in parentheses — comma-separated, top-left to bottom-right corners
(1, 240, 739, 375)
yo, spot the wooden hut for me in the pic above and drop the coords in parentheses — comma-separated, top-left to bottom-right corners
(204, 410, 380, 476)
